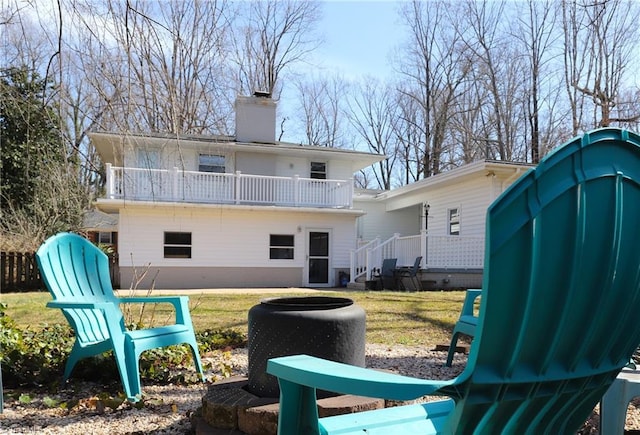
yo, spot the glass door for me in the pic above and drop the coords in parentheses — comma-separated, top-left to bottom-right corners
(308, 231, 329, 286)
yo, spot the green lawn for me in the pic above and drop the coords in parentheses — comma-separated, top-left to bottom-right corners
(1, 289, 469, 348)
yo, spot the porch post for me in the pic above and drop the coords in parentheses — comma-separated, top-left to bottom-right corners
(349, 250, 356, 284)
(293, 175, 300, 206)
(172, 167, 179, 201)
(106, 163, 113, 199)
(420, 229, 427, 269)
(235, 171, 242, 204)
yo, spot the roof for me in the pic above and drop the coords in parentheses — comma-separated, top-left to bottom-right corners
(373, 160, 535, 201)
(89, 131, 385, 173)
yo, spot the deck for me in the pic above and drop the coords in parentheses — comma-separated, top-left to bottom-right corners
(104, 164, 354, 208)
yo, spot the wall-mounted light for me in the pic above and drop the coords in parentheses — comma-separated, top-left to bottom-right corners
(297, 225, 302, 233)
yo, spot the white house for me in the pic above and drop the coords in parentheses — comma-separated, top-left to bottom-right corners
(350, 160, 535, 289)
(89, 94, 384, 289)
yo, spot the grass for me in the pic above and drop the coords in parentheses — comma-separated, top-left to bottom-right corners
(0, 289, 469, 348)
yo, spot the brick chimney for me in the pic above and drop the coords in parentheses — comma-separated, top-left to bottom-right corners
(235, 92, 276, 143)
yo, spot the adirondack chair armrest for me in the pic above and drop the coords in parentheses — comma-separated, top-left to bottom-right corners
(268, 354, 449, 401)
(117, 296, 192, 324)
(47, 300, 114, 310)
(460, 289, 482, 317)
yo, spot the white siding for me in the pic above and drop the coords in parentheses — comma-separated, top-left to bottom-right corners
(328, 160, 355, 181)
(356, 168, 526, 241)
(354, 200, 419, 241)
(426, 178, 493, 237)
(276, 157, 307, 177)
(118, 206, 356, 271)
(236, 152, 277, 175)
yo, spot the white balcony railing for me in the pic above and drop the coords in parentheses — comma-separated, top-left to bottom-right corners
(104, 164, 353, 208)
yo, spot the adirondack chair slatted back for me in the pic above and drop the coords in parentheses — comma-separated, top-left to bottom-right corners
(447, 128, 640, 432)
(37, 233, 122, 344)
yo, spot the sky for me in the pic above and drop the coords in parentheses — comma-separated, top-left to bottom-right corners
(280, 1, 405, 142)
(312, 1, 405, 79)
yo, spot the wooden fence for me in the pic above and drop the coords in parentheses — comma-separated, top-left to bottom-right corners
(1, 251, 120, 292)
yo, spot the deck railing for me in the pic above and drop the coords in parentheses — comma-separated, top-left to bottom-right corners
(105, 164, 353, 208)
(350, 232, 484, 282)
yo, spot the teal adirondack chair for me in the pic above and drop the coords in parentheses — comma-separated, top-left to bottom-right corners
(36, 232, 205, 401)
(267, 128, 640, 434)
(445, 289, 481, 366)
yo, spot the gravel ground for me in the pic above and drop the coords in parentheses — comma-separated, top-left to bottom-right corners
(0, 344, 636, 434)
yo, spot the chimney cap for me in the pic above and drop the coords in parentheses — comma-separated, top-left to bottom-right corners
(253, 90, 271, 98)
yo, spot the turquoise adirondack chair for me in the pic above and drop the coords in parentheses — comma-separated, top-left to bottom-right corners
(36, 232, 205, 401)
(445, 289, 481, 366)
(267, 128, 640, 434)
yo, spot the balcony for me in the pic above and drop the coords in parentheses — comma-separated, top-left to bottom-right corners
(104, 164, 354, 208)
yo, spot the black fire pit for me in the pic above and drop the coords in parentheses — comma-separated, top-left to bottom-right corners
(247, 296, 366, 397)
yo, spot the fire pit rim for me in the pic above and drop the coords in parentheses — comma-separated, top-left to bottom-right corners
(259, 296, 354, 310)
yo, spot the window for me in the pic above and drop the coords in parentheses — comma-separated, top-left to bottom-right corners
(164, 232, 192, 258)
(199, 154, 225, 173)
(448, 208, 460, 236)
(310, 162, 326, 179)
(270, 234, 294, 259)
(98, 232, 113, 245)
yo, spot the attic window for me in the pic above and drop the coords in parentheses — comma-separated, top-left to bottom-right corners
(310, 162, 326, 180)
(199, 154, 225, 173)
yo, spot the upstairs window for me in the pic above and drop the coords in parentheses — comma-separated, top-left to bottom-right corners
(448, 208, 460, 236)
(270, 234, 294, 259)
(310, 162, 326, 179)
(164, 232, 192, 258)
(199, 154, 225, 173)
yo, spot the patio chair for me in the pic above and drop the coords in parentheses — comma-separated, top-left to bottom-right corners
(267, 127, 640, 434)
(396, 256, 423, 291)
(372, 258, 397, 290)
(445, 289, 481, 366)
(35, 232, 205, 401)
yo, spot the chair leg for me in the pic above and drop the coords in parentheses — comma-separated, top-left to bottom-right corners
(277, 379, 320, 435)
(413, 276, 422, 291)
(115, 343, 141, 401)
(188, 340, 206, 382)
(63, 349, 84, 382)
(600, 378, 628, 435)
(446, 332, 461, 367)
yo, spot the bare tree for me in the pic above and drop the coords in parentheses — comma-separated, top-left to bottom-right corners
(348, 79, 399, 190)
(396, 0, 470, 178)
(512, 0, 559, 163)
(71, 0, 233, 135)
(231, 0, 321, 97)
(293, 73, 348, 147)
(561, 0, 640, 132)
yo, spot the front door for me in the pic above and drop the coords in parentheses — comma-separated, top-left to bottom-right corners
(307, 231, 330, 286)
